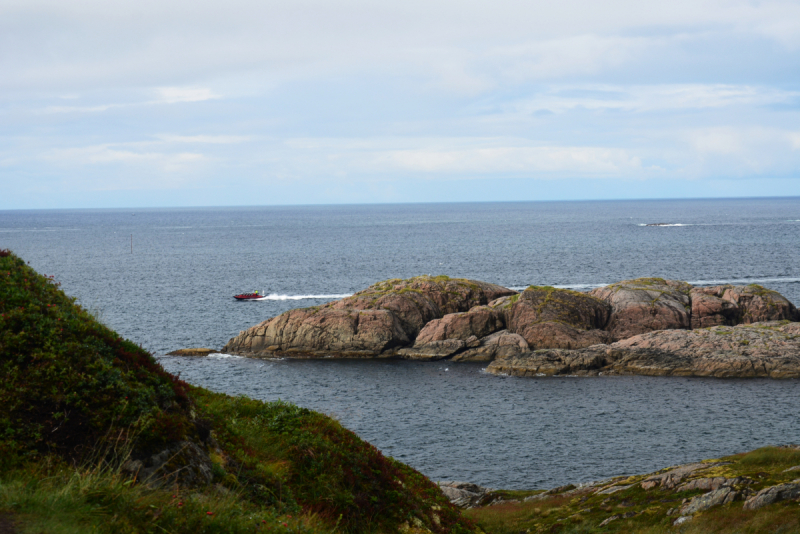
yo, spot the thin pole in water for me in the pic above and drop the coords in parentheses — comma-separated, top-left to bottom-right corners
(131, 234, 133, 254)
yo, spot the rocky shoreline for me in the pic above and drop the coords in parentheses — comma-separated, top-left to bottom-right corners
(214, 275, 800, 378)
(440, 445, 800, 531)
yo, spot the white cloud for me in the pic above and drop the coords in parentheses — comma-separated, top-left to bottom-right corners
(3, 0, 799, 93)
(36, 86, 221, 114)
(3, 0, 800, 207)
(790, 132, 800, 150)
(505, 84, 800, 115)
(488, 35, 650, 81)
(376, 146, 642, 175)
(155, 87, 219, 104)
(45, 144, 205, 172)
(278, 137, 646, 177)
(681, 127, 800, 176)
(688, 127, 800, 155)
(154, 134, 251, 144)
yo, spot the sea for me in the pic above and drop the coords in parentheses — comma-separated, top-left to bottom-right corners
(2, 198, 800, 489)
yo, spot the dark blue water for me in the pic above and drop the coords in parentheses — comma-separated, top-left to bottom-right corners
(2, 199, 800, 488)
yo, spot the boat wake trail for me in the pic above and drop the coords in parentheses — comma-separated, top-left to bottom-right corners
(257, 293, 354, 301)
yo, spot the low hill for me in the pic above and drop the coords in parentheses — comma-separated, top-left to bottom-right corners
(0, 249, 474, 534)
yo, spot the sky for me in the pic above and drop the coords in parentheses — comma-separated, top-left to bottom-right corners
(2, 0, 800, 209)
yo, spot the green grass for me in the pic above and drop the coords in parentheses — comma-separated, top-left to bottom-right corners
(193, 390, 472, 534)
(0, 250, 475, 534)
(465, 447, 800, 533)
(0, 457, 309, 534)
(0, 250, 195, 465)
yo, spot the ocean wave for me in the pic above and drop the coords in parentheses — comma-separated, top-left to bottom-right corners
(688, 277, 800, 286)
(0, 227, 80, 233)
(207, 353, 242, 359)
(508, 277, 800, 292)
(508, 283, 607, 291)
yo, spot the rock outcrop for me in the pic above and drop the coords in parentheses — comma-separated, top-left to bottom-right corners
(437, 482, 495, 509)
(590, 278, 692, 340)
(690, 287, 740, 328)
(444, 445, 800, 530)
(223, 276, 515, 358)
(398, 306, 506, 360)
(330, 275, 515, 338)
(743, 479, 800, 510)
(223, 274, 800, 377)
(452, 330, 529, 362)
(166, 348, 219, 356)
(224, 307, 410, 358)
(716, 285, 797, 324)
(415, 306, 505, 344)
(691, 284, 799, 329)
(506, 286, 611, 349)
(486, 321, 800, 378)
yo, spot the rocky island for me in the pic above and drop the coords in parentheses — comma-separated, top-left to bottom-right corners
(222, 275, 800, 378)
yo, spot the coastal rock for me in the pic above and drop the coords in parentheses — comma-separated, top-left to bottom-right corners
(742, 479, 800, 510)
(507, 286, 610, 349)
(590, 278, 691, 340)
(223, 307, 409, 357)
(679, 487, 739, 515)
(487, 322, 800, 378)
(330, 276, 516, 338)
(676, 477, 736, 492)
(396, 339, 467, 361)
(608, 322, 800, 377)
(404, 306, 506, 360)
(719, 284, 799, 324)
(224, 275, 514, 358)
(639, 463, 713, 490)
(691, 288, 739, 329)
(691, 284, 799, 327)
(452, 330, 529, 362)
(166, 348, 219, 356)
(487, 346, 610, 377)
(415, 306, 505, 344)
(437, 482, 493, 509)
(224, 275, 800, 368)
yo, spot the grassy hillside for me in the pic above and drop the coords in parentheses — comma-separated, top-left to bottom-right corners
(0, 250, 474, 534)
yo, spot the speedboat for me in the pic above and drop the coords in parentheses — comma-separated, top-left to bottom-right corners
(234, 291, 265, 300)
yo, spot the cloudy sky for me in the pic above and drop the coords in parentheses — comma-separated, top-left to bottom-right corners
(2, 0, 800, 209)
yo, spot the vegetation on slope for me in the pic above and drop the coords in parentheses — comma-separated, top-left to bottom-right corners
(0, 249, 195, 464)
(0, 250, 474, 534)
(465, 446, 800, 534)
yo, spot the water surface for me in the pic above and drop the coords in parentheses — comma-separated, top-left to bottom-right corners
(2, 199, 799, 488)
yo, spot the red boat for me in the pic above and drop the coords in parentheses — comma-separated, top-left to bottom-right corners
(234, 291, 265, 300)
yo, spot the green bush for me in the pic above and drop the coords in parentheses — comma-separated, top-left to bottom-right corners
(0, 250, 196, 463)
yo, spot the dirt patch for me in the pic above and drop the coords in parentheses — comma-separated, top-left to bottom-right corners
(0, 514, 18, 534)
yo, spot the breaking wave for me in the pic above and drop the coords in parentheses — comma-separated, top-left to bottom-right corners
(207, 353, 243, 359)
(507, 277, 800, 293)
(637, 223, 691, 227)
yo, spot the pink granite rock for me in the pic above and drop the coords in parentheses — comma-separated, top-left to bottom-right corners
(507, 286, 610, 349)
(590, 278, 692, 340)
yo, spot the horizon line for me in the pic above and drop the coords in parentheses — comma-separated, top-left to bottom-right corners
(3, 194, 800, 213)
